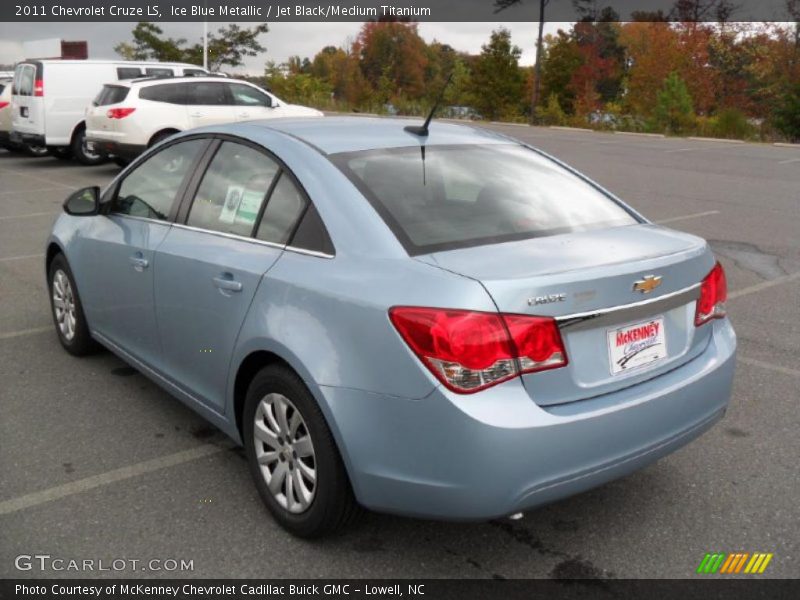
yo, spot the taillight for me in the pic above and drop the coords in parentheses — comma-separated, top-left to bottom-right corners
(106, 107, 136, 119)
(0, 101, 8, 110)
(389, 307, 567, 394)
(34, 79, 44, 97)
(695, 262, 727, 326)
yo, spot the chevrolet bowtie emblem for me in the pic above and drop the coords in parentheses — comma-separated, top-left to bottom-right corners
(633, 275, 663, 294)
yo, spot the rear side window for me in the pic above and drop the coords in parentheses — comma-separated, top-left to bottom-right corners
(94, 85, 129, 106)
(188, 82, 230, 106)
(255, 173, 307, 244)
(332, 144, 638, 254)
(116, 67, 143, 80)
(111, 139, 206, 221)
(183, 69, 207, 77)
(289, 204, 334, 255)
(139, 84, 187, 105)
(187, 142, 280, 237)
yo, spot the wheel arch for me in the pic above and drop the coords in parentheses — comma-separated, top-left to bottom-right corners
(45, 240, 65, 276)
(68, 120, 86, 146)
(148, 128, 181, 148)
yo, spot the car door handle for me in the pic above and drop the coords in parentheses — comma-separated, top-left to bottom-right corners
(129, 255, 149, 271)
(213, 276, 242, 293)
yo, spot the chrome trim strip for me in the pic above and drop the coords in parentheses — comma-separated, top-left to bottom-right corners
(556, 283, 701, 331)
(108, 213, 170, 226)
(170, 222, 335, 259)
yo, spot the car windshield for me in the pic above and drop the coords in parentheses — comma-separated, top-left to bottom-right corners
(331, 144, 638, 254)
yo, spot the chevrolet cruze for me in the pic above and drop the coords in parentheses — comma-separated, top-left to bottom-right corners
(46, 118, 736, 537)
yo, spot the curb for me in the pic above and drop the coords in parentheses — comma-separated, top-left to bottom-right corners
(614, 131, 665, 138)
(687, 136, 745, 144)
(549, 126, 593, 133)
(490, 121, 529, 127)
(773, 142, 800, 149)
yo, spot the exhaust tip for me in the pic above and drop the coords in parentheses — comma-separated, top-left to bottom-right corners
(508, 512, 524, 521)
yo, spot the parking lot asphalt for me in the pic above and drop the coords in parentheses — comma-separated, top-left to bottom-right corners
(1, 125, 798, 579)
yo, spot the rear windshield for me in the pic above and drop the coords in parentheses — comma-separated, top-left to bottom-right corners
(331, 144, 638, 254)
(94, 85, 129, 106)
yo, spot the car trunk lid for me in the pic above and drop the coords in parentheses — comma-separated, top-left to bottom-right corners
(417, 224, 715, 406)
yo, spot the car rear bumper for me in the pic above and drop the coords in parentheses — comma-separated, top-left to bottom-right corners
(17, 132, 46, 147)
(320, 319, 736, 520)
(87, 137, 146, 160)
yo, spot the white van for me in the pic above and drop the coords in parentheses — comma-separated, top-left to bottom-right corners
(11, 60, 209, 164)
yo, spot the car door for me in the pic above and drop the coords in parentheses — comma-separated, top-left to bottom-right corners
(75, 137, 210, 367)
(154, 139, 309, 411)
(228, 82, 274, 121)
(186, 81, 235, 128)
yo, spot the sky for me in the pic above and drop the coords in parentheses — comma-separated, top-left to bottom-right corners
(0, 21, 569, 72)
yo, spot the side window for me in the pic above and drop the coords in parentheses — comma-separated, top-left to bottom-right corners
(183, 69, 207, 77)
(116, 67, 143, 80)
(256, 173, 307, 244)
(188, 82, 229, 106)
(228, 83, 271, 107)
(145, 67, 174, 77)
(186, 142, 279, 237)
(111, 139, 205, 220)
(289, 204, 334, 255)
(139, 83, 186, 105)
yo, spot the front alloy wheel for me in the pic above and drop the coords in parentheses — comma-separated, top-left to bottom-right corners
(254, 393, 317, 513)
(52, 269, 77, 341)
(48, 253, 98, 356)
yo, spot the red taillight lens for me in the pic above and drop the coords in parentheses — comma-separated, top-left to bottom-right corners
(389, 307, 567, 393)
(695, 262, 727, 326)
(34, 79, 44, 97)
(106, 107, 136, 119)
(0, 101, 9, 110)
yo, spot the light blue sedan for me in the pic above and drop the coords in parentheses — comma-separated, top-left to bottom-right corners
(46, 118, 736, 537)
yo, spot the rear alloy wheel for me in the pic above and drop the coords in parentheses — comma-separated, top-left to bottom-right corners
(48, 254, 99, 356)
(244, 365, 359, 537)
(71, 128, 106, 166)
(24, 144, 49, 157)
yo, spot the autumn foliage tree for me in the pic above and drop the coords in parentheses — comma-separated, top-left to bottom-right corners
(470, 28, 525, 120)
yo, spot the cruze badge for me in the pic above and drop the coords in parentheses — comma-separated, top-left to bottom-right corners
(528, 293, 566, 306)
(633, 275, 663, 294)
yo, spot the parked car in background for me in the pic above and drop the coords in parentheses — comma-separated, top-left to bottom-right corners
(10, 60, 210, 165)
(0, 78, 47, 156)
(443, 105, 483, 121)
(46, 117, 735, 537)
(85, 77, 323, 164)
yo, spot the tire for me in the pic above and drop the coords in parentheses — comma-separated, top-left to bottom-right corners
(71, 128, 106, 166)
(24, 143, 49, 157)
(112, 156, 130, 168)
(47, 254, 99, 356)
(243, 364, 360, 538)
(48, 146, 73, 160)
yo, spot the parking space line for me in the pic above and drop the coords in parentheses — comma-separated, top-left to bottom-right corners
(778, 158, 800, 165)
(0, 253, 45, 263)
(0, 326, 52, 341)
(739, 357, 800, 379)
(0, 187, 67, 196)
(655, 210, 720, 224)
(0, 211, 58, 221)
(0, 167, 77, 191)
(728, 271, 800, 300)
(0, 442, 232, 516)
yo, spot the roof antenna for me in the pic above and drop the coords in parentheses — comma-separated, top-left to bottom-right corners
(404, 71, 453, 137)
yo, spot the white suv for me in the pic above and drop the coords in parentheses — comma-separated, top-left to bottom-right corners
(85, 77, 323, 163)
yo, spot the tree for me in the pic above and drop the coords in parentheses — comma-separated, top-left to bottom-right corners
(539, 30, 582, 114)
(357, 20, 428, 102)
(773, 82, 800, 141)
(470, 28, 525, 120)
(115, 22, 269, 71)
(652, 72, 696, 134)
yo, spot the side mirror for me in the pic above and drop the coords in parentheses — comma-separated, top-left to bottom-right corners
(63, 186, 100, 216)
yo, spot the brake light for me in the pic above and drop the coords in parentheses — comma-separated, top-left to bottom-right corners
(695, 262, 727, 326)
(0, 101, 8, 110)
(389, 307, 567, 393)
(34, 79, 44, 97)
(107, 107, 136, 119)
